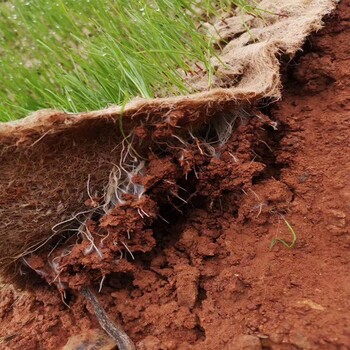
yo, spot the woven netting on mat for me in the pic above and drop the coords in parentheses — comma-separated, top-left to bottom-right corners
(0, 0, 337, 285)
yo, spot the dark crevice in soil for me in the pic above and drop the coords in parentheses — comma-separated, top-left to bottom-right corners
(107, 272, 135, 291)
(194, 321, 206, 342)
(196, 286, 208, 307)
(252, 123, 289, 183)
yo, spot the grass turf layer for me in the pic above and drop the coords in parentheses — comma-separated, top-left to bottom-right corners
(0, 0, 255, 121)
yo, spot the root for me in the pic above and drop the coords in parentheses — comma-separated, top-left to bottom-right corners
(81, 287, 135, 350)
(103, 132, 145, 213)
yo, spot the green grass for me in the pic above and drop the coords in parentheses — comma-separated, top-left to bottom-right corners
(0, 0, 254, 122)
(270, 216, 298, 249)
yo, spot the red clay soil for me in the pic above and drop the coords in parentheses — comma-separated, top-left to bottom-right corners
(1, 2, 350, 350)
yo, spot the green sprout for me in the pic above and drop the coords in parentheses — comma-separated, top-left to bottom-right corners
(270, 215, 298, 249)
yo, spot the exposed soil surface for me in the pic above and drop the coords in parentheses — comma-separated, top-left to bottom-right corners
(1, 2, 350, 350)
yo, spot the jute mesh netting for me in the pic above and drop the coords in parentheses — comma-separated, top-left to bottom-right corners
(0, 0, 337, 278)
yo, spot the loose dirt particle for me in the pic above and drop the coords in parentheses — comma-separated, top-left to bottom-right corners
(62, 328, 116, 350)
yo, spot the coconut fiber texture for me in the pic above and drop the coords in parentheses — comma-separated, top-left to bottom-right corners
(0, 0, 337, 277)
